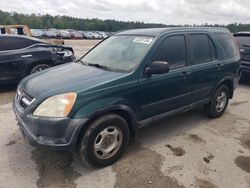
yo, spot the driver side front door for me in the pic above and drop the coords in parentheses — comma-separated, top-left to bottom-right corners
(137, 34, 193, 122)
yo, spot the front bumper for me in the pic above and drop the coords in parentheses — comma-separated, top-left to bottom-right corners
(13, 97, 88, 152)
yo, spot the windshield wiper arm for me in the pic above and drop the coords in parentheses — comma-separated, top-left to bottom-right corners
(83, 62, 109, 70)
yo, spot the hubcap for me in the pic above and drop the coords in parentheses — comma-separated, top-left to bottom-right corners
(31, 65, 49, 74)
(93, 126, 122, 159)
(34, 66, 47, 73)
(215, 91, 227, 112)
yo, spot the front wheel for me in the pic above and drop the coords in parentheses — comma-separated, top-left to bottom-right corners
(30, 64, 50, 74)
(79, 114, 129, 167)
(204, 85, 230, 118)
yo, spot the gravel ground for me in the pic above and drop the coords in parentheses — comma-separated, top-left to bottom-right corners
(0, 40, 250, 188)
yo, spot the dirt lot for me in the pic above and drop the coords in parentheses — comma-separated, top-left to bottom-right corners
(0, 40, 250, 188)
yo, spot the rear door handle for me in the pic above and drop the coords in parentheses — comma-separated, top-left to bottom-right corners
(180, 71, 191, 76)
(217, 63, 224, 67)
(21, 54, 32, 58)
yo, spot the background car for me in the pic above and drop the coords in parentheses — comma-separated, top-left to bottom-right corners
(96, 31, 108, 38)
(44, 29, 57, 38)
(233, 32, 250, 81)
(0, 35, 75, 85)
(82, 31, 95, 39)
(57, 30, 71, 39)
(30, 29, 44, 38)
(91, 32, 102, 39)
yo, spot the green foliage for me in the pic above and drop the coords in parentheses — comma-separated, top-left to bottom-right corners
(0, 10, 250, 32)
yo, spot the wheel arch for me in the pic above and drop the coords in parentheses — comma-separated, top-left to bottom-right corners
(212, 77, 234, 99)
(75, 105, 138, 149)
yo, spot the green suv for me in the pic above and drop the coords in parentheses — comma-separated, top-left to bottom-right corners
(13, 27, 241, 167)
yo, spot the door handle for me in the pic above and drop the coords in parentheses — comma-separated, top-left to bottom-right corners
(21, 54, 32, 58)
(217, 63, 224, 67)
(180, 71, 191, 76)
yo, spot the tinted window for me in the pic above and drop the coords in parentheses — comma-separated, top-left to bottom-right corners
(190, 34, 216, 64)
(234, 35, 250, 47)
(214, 33, 238, 59)
(152, 35, 187, 70)
(0, 37, 35, 51)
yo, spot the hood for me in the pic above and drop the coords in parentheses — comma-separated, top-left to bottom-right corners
(21, 63, 127, 98)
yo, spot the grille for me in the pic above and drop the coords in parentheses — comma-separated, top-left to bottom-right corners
(16, 87, 35, 110)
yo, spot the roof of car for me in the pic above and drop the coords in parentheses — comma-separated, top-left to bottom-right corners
(115, 27, 229, 37)
(234, 32, 250, 36)
(0, 34, 47, 43)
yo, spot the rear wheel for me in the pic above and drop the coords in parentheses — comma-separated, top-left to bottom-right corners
(79, 114, 129, 167)
(204, 85, 229, 118)
(30, 64, 50, 74)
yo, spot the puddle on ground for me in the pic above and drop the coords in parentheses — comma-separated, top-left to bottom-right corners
(195, 179, 218, 188)
(166, 144, 186, 156)
(235, 156, 250, 173)
(31, 149, 80, 188)
(112, 141, 184, 188)
(188, 134, 206, 144)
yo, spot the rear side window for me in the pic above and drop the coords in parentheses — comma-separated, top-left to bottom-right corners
(152, 35, 187, 70)
(190, 34, 216, 65)
(0, 37, 35, 51)
(214, 33, 238, 59)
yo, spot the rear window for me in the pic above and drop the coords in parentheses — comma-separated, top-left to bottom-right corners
(214, 33, 238, 59)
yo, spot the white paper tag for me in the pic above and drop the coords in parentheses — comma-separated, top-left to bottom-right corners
(133, 37, 153, 44)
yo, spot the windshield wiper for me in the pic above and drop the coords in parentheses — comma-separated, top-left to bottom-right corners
(82, 62, 109, 71)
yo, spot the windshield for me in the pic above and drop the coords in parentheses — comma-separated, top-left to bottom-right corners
(234, 36, 250, 47)
(81, 35, 154, 72)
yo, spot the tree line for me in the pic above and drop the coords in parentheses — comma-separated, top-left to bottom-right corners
(0, 10, 250, 32)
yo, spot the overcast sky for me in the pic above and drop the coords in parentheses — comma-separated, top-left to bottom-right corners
(1, 0, 250, 25)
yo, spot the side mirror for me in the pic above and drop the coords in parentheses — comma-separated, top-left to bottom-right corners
(145, 61, 170, 76)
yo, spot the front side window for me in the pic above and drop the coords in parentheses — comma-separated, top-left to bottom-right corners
(190, 34, 216, 65)
(152, 35, 187, 70)
(81, 35, 154, 72)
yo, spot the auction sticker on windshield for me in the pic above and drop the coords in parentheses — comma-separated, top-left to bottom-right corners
(133, 37, 153, 44)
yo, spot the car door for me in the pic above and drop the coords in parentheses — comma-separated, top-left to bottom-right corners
(189, 33, 220, 102)
(137, 34, 193, 120)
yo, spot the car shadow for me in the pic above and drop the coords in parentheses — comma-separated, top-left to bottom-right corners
(136, 107, 208, 147)
(0, 84, 17, 92)
(239, 80, 250, 86)
(0, 84, 17, 105)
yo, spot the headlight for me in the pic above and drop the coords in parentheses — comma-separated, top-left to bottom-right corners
(63, 50, 73, 57)
(56, 50, 73, 58)
(33, 93, 77, 118)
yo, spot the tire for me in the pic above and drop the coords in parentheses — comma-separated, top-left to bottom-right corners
(204, 85, 230, 118)
(30, 64, 50, 74)
(79, 114, 130, 167)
